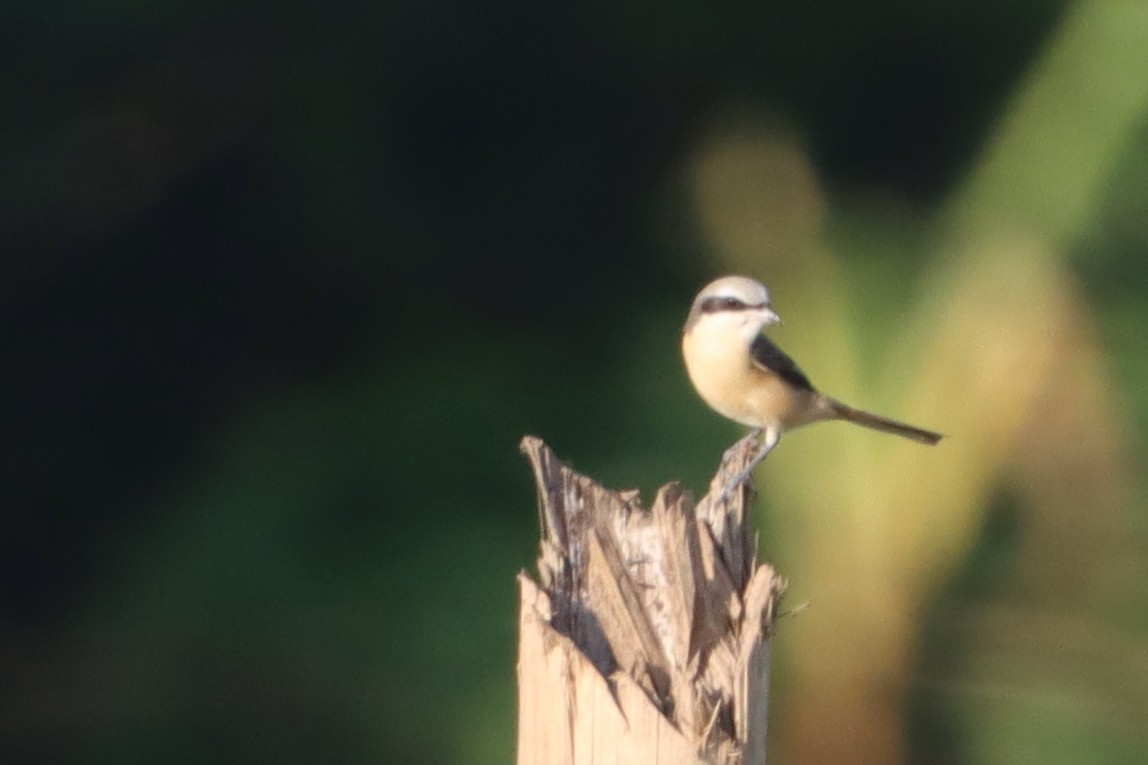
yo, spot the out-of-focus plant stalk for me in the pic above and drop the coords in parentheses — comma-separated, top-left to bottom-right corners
(689, 2, 1148, 764)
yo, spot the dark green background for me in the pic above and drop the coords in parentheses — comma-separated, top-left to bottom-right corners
(5, 2, 1146, 764)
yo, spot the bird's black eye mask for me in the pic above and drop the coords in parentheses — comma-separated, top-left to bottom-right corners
(700, 296, 767, 313)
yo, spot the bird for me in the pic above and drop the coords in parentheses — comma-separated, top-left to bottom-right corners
(681, 275, 942, 497)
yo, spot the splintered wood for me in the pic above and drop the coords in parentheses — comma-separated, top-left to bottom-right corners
(517, 436, 786, 765)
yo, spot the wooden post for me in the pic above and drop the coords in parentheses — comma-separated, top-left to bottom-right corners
(517, 436, 786, 765)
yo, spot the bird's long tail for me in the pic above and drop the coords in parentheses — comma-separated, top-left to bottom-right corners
(830, 400, 943, 445)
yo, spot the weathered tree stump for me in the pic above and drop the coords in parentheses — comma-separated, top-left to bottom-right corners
(516, 436, 786, 765)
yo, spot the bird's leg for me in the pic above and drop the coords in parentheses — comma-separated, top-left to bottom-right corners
(717, 428, 778, 503)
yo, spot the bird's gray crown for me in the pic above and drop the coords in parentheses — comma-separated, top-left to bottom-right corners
(684, 276, 772, 331)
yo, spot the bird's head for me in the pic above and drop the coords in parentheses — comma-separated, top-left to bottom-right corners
(684, 276, 781, 341)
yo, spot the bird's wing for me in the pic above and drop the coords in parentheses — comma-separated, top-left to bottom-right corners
(749, 333, 815, 391)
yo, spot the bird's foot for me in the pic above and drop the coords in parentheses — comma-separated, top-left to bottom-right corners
(712, 429, 775, 505)
(715, 465, 754, 505)
(719, 430, 763, 462)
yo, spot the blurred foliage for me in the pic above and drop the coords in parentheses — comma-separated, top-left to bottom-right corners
(3, 1, 1148, 764)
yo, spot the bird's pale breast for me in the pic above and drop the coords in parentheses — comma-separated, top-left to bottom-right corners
(682, 327, 815, 430)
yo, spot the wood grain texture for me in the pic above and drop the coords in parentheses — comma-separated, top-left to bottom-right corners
(517, 436, 785, 765)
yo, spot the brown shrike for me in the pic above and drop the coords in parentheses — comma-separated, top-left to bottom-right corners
(682, 275, 942, 494)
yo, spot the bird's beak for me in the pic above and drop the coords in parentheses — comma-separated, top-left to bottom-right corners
(760, 306, 782, 326)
